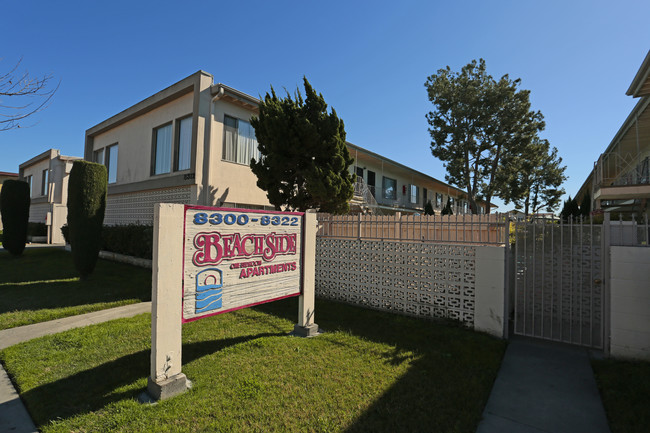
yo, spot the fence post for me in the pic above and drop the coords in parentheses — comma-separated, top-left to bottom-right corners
(602, 212, 611, 356)
(358, 212, 361, 241)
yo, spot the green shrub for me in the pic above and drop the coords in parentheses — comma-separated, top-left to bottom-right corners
(102, 224, 153, 259)
(0, 180, 30, 256)
(67, 161, 107, 279)
(27, 222, 48, 237)
(61, 223, 154, 260)
(61, 224, 69, 244)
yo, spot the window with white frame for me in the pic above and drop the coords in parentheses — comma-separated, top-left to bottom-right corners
(175, 116, 192, 171)
(153, 123, 173, 175)
(410, 184, 418, 204)
(95, 145, 118, 183)
(94, 148, 104, 165)
(41, 169, 48, 196)
(106, 144, 118, 183)
(223, 115, 260, 165)
(382, 177, 396, 200)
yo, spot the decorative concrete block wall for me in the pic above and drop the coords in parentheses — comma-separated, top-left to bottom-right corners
(315, 238, 505, 337)
(104, 186, 192, 225)
(610, 246, 650, 360)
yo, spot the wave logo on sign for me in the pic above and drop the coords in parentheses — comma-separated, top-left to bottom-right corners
(195, 268, 223, 314)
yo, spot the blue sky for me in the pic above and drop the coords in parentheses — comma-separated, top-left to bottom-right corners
(1, 0, 648, 211)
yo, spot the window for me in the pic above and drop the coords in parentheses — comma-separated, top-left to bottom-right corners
(175, 116, 192, 171)
(410, 184, 418, 204)
(435, 193, 443, 208)
(106, 144, 118, 183)
(463, 201, 469, 213)
(95, 145, 118, 183)
(153, 123, 173, 175)
(94, 148, 105, 165)
(382, 177, 396, 200)
(26, 175, 32, 198)
(223, 115, 260, 165)
(41, 169, 48, 196)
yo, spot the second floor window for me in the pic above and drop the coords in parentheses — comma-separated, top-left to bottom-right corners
(223, 115, 260, 165)
(382, 177, 396, 200)
(25, 175, 32, 197)
(153, 123, 173, 175)
(95, 144, 118, 183)
(410, 185, 418, 204)
(106, 144, 118, 183)
(436, 193, 443, 208)
(41, 169, 48, 196)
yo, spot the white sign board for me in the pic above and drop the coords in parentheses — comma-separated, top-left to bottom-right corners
(182, 206, 304, 322)
(147, 204, 317, 401)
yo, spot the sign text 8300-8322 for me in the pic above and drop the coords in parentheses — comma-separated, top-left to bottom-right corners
(192, 212, 300, 227)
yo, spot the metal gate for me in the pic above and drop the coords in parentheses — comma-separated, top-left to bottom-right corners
(512, 219, 605, 349)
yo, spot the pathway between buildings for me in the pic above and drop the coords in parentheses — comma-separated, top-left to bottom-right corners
(476, 335, 611, 433)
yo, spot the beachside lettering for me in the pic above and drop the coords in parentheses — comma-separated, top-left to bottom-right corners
(192, 231, 297, 266)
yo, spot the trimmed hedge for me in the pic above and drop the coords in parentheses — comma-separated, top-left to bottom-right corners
(61, 224, 154, 260)
(27, 222, 48, 237)
(67, 161, 107, 278)
(0, 180, 30, 256)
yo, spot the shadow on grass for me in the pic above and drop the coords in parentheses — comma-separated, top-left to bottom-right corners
(256, 297, 506, 433)
(21, 332, 283, 426)
(0, 248, 150, 314)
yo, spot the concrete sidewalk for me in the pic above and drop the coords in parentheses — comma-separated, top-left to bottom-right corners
(0, 302, 151, 433)
(476, 336, 611, 433)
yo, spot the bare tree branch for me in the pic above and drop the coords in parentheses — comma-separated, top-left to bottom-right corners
(0, 57, 60, 131)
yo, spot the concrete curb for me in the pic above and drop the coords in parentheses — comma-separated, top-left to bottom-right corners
(0, 365, 37, 433)
(63, 245, 152, 269)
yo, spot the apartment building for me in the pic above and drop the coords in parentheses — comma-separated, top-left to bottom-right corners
(577, 50, 650, 214)
(85, 71, 488, 225)
(18, 149, 81, 243)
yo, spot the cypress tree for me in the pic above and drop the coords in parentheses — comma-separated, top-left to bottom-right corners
(0, 180, 30, 256)
(424, 200, 434, 215)
(441, 197, 453, 215)
(67, 161, 107, 279)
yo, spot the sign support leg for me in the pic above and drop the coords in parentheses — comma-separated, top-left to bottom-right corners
(146, 203, 189, 400)
(294, 210, 319, 337)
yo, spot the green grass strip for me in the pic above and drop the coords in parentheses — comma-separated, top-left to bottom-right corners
(592, 358, 650, 433)
(0, 248, 150, 330)
(0, 298, 505, 433)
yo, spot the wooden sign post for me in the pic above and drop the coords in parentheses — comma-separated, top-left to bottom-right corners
(146, 204, 317, 401)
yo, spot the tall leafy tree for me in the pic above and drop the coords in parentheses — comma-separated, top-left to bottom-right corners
(425, 59, 544, 213)
(499, 137, 567, 216)
(250, 78, 354, 214)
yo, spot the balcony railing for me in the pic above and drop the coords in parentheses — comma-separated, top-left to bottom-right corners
(595, 153, 649, 189)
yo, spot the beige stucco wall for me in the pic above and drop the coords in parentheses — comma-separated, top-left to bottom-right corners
(93, 92, 194, 185)
(610, 246, 650, 360)
(474, 246, 506, 338)
(22, 158, 50, 199)
(208, 99, 272, 208)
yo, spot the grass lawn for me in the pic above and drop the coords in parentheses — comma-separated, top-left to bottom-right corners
(592, 358, 650, 433)
(0, 298, 505, 433)
(0, 247, 150, 330)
